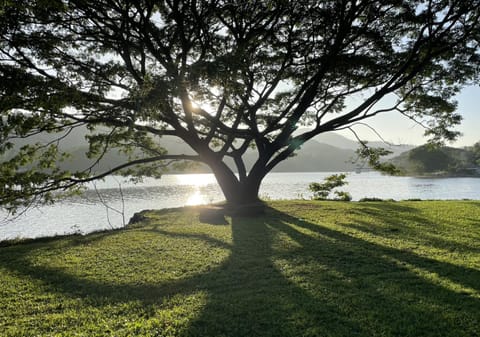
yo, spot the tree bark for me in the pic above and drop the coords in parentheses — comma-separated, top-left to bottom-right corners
(207, 159, 264, 207)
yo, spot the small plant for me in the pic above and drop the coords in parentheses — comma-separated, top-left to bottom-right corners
(359, 197, 385, 202)
(70, 224, 83, 235)
(309, 174, 351, 201)
(333, 191, 352, 201)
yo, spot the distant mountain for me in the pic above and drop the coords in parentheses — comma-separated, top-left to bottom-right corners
(6, 126, 91, 150)
(3, 126, 415, 173)
(312, 132, 361, 150)
(181, 139, 358, 173)
(273, 140, 357, 172)
(308, 130, 414, 158)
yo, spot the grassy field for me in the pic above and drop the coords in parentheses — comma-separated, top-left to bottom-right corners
(0, 200, 479, 337)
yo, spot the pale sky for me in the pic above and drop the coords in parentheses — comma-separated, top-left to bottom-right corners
(337, 85, 480, 148)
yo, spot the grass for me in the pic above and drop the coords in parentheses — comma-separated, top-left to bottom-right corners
(1, 200, 479, 337)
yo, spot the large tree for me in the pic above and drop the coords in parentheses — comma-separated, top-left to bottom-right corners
(1, 0, 479, 212)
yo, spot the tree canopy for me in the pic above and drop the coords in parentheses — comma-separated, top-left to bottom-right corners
(388, 143, 480, 176)
(1, 0, 479, 212)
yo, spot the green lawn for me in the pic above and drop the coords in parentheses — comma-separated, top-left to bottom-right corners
(1, 200, 479, 337)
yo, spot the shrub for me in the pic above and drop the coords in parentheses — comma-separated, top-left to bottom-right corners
(309, 174, 351, 201)
(359, 197, 385, 202)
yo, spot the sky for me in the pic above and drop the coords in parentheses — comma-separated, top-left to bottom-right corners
(337, 85, 480, 148)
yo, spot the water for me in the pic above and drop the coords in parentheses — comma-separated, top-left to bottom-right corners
(1, 172, 479, 241)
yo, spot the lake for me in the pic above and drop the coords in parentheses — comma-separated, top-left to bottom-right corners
(1, 171, 479, 241)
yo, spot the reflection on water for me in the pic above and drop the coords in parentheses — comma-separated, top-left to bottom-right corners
(185, 188, 208, 206)
(1, 172, 480, 240)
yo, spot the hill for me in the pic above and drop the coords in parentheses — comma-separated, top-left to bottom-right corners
(390, 144, 480, 176)
(3, 127, 415, 173)
(312, 132, 413, 157)
(273, 140, 357, 172)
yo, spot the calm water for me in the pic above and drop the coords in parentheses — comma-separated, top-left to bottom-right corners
(1, 172, 479, 241)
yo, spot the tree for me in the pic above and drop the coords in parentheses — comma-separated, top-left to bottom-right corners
(1, 1, 479, 212)
(472, 142, 480, 165)
(408, 145, 454, 173)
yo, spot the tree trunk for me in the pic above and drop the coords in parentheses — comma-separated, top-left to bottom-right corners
(222, 178, 265, 217)
(207, 159, 265, 212)
(229, 179, 262, 205)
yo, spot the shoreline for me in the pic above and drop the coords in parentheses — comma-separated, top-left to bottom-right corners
(2, 199, 479, 245)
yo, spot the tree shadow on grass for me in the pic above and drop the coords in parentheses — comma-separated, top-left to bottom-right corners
(0, 204, 479, 336)
(185, 206, 480, 336)
(344, 202, 480, 256)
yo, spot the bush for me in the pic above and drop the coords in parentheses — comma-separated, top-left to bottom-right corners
(359, 197, 385, 202)
(309, 174, 351, 201)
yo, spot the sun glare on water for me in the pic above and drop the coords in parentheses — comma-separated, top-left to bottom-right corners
(185, 189, 208, 206)
(175, 174, 217, 206)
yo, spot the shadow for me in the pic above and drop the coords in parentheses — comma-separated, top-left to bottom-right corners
(146, 227, 232, 251)
(1, 204, 479, 336)
(183, 212, 366, 336)
(185, 206, 480, 336)
(269, 205, 480, 290)
(345, 202, 480, 255)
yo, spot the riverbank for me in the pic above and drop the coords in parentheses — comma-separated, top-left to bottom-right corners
(1, 200, 479, 336)
(3, 172, 480, 242)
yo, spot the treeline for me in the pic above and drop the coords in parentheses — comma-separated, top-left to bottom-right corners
(391, 142, 480, 176)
